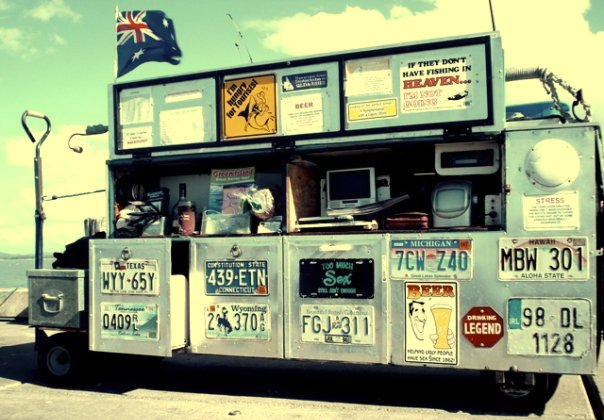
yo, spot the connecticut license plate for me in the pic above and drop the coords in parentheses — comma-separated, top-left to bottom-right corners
(205, 260, 269, 295)
(390, 239, 473, 280)
(100, 302, 158, 340)
(499, 237, 588, 280)
(100, 258, 159, 295)
(300, 304, 374, 345)
(507, 298, 591, 357)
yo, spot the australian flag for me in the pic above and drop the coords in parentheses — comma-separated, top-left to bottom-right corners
(116, 10, 182, 78)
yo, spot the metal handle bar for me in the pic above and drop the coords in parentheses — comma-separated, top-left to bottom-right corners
(21, 110, 51, 145)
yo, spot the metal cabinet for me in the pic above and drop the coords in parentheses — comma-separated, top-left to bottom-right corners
(89, 238, 186, 357)
(284, 234, 388, 364)
(189, 236, 283, 358)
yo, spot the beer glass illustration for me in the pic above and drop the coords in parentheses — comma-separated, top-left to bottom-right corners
(431, 304, 452, 349)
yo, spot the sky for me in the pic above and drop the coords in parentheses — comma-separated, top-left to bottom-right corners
(0, 0, 602, 256)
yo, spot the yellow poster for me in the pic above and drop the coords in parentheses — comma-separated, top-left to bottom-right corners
(222, 74, 277, 140)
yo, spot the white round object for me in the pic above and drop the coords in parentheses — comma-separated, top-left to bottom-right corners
(525, 139, 580, 189)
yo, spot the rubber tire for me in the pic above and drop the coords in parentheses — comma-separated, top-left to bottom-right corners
(37, 332, 86, 386)
(487, 371, 561, 411)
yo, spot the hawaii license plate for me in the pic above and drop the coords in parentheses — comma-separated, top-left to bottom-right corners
(390, 239, 473, 280)
(100, 258, 159, 295)
(507, 298, 591, 357)
(499, 237, 588, 280)
(300, 304, 374, 345)
(100, 302, 158, 340)
(205, 260, 269, 295)
(205, 303, 270, 340)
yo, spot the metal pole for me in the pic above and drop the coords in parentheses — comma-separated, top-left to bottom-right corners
(22, 110, 51, 269)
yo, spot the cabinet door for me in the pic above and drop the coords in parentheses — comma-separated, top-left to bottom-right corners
(89, 238, 174, 357)
(189, 236, 283, 358)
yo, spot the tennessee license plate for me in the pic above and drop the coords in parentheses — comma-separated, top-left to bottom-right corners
(300, 304, 374, 345)
(499, 237, 588, 280)
(100, 259, 159, 295)
(205, 303, 270, 340)
(390, 239, 473, 280)
(507, 298, 591, 357)
(205, 260, 269, 295)
(100, 302, 158, 340)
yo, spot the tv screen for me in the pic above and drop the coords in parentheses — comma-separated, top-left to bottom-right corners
(327, 167, 376, 211)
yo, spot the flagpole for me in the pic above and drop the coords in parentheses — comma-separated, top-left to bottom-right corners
(114, 5, 119, 81)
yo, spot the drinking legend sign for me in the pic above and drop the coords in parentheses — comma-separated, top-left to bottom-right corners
(404, 282, 458, 365)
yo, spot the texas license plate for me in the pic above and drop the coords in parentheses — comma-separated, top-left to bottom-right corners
(507, 298, 591, 357)
(205, 260, 269, 295)
(100, 258, 159, 295)
(100, 302, 158, 340)
(205, 303, 270, 340)
(300, 304, 374, 345)
(390, 239, 473, 280)
(499, 237, 588, 280)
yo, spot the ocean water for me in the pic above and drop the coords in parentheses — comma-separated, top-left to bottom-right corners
(0, 258, 54, 288)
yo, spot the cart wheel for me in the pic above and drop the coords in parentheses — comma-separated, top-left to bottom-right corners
(488, 371, 560, 410)
(37, 332, 86, 386)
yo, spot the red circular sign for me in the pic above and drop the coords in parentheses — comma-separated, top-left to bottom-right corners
(462, 306, 504, 348)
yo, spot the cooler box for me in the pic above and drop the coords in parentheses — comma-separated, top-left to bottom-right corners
(27, 269, 88, 329)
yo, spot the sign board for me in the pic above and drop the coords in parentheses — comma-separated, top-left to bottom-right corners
(222, 74, 277, 140)
(462, 306, 503, 348)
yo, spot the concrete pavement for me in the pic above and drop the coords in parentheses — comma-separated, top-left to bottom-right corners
(0, 319, 599, 419)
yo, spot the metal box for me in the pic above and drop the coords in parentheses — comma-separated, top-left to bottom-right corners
(189, 236, 283, 358)
(89, 238, 184, 357)
(27, 269, 87, 329)
(284, 234, 388, 364)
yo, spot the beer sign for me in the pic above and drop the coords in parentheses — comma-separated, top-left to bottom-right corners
(404, 282, 458, 365)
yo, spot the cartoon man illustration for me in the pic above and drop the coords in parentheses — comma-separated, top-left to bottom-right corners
(408, 300, 427, 340)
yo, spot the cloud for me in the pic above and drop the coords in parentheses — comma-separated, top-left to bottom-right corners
(29, 0, 80, 22)
(250, 0, 602, 120)
(0, 27, 26, 53)
(0, 0, 11, 12)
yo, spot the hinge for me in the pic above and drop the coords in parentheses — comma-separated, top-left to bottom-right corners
(597, 248, 603, 257)
(132, 151, 152, 162)
(272, 139, 295, 153)
(444, 126, 472, 137)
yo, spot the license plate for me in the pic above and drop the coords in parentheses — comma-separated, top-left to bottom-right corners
(100, 303, 158, 340)
(205, 260, 269, 295)
(390, 239, 473, 280)
(205, 303, 270, 340)
(300, 304, 374, 345)
(100, 258, 159, 295)
(499, 237, 588, 280)
(299, 258, 374, 299)
(507, 298, 591, 357)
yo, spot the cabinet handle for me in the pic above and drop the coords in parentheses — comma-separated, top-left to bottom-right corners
(319, 244, 353, 252)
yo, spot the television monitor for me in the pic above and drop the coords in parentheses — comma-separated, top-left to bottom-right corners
(431, 180, 472, 227)
(326, 167, 376, 212)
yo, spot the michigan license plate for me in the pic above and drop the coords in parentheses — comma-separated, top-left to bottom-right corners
(390, 239, 473, 280)
(507, 298, 591, 357)
(499, 237, 588, 280)
(205, 260, 269, 295)
(205, 303, 270, 340)
(100, 258, 159, 295)
(100, 303, 158, 340)
(300, 305, 374, 345)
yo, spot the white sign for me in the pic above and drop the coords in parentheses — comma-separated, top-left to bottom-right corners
(120, 125, 153, 150)
(160, 106, 205, 145)
(345, 57, 392, 97)
(523, 192, 580, 230)
(281, 93, 324, 135)
(404, 282, 458, 365)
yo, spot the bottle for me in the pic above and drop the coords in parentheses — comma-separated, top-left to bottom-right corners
(171, 183, 197, 235)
